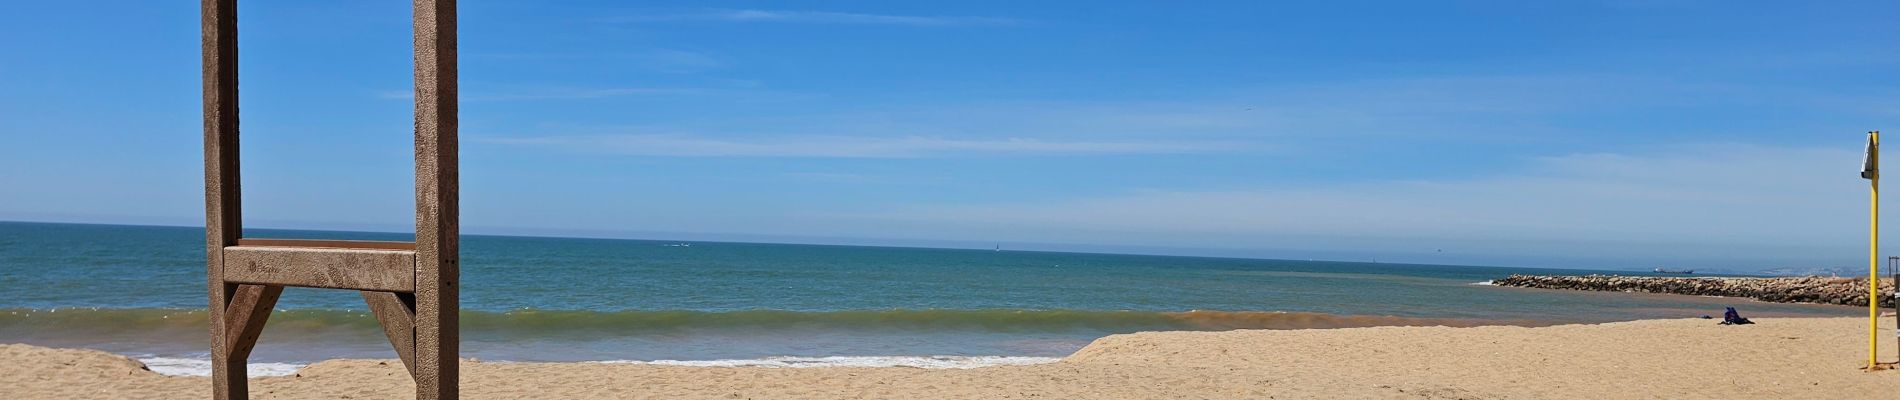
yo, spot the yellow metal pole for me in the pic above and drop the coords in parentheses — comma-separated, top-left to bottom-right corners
(1872, 131, 1881, 370)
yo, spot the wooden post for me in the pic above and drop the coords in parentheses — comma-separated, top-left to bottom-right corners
(412, 0, 460, 397)
(201, 0, 242, 398)
(202, 1, 457, 398)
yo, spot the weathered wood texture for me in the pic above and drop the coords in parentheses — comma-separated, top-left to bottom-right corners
(237, 238, 417, 251)
(413, 0, 461, 398)
(201, 0, 242, 398)
(223, 246, 419, 292)
(362, 291, 419, 375)
(222, 284, 283, 360)
(204, 0, 457, 398)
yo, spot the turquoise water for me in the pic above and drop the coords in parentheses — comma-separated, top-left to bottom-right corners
(0, 221, 1859, 369)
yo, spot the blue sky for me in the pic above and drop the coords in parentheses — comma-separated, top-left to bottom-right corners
(2, 0, 1896, 270)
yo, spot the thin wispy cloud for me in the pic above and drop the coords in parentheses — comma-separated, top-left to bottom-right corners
(781, 172, 898, 185)
(379, 87, 711, 101)
(460, 73, 1782, 160)
(481, 134, 1249, 158)
(471, 49, 726, 73)
(616, 9, 1022, 27)
(843, 144, 1862, 267)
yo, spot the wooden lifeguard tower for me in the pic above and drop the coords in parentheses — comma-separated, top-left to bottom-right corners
(202, 0, 459, 399)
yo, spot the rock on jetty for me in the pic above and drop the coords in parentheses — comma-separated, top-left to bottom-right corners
(1493, 275, 1896, 308)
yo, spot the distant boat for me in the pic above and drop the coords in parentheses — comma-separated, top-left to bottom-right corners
(1653, 267, 1694, 274)
(994, 243, 1001, 252)
(663, 243, 691, 247)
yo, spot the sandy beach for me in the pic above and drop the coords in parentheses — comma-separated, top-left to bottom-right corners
(5, 317, 1894, 399)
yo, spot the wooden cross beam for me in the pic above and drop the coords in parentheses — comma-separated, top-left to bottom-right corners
(202, 0, 458, 399)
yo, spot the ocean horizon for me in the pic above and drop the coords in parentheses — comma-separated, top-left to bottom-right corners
(0, 221, 1861, 376)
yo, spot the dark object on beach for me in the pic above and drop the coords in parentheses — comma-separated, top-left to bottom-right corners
(1700, 315, 1712, 319)
(1719, 307, 1753, 325)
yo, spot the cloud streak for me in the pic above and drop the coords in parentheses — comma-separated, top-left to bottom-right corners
(617, 9, 1021, 27)
(839, 143, 1865, 267)
(481, 134, 1251, 158)
(380, 87, 712, 101)
(471, 49, 726, 73)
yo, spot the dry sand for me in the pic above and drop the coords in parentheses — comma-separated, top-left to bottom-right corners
(4, 317, 1895, 399)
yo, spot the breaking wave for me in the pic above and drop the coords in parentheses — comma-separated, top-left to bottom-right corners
(0, 308, 1543, 335)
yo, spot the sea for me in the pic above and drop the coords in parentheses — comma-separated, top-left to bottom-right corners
(0, 221, 1860, 376)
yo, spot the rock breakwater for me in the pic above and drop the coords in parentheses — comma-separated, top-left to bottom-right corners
(1493, 275, 1897, 308)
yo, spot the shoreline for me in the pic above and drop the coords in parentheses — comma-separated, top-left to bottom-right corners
(6, 317, 1893, 399)
(134, 355, 1068, 378)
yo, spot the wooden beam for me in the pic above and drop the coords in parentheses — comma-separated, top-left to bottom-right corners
(224, 246, 418, 292)
(202, 0, 242, 398)
(414, 0, 460, 398)
(222, 284, 283, 360)
(362, 291, 418, 376)
(200, 0, 458, 397)
(238, 238, 417, 251)
(203, 1, 460, 398)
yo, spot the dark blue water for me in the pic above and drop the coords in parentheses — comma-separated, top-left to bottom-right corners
(0, 221, 1859, 370)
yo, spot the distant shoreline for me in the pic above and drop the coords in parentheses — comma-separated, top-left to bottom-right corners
(1495, 274, 1897, 308)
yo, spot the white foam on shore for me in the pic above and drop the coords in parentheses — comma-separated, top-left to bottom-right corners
(1470, 280, 1495, 286)
(136, 355, 1057, 375)
(138, 357, 305, 377)
(594, 356, 1061, 369)
(135, 356, 1064, 375)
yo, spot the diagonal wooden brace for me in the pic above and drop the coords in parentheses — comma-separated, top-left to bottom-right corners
(223, 284, 284, 361)
(362, 291, 419, 375)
